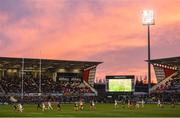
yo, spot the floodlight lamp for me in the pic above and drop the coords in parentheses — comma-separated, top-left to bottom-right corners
(142, 10, 155, 25)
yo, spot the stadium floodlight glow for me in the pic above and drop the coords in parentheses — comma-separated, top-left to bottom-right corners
(142, 10, 155, 25)
(142, 10, 155, 95)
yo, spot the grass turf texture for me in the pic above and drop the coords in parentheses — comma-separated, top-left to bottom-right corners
(0, 104, 180, 117)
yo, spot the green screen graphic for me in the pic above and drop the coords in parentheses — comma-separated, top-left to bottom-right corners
(108, 79, 132, 92)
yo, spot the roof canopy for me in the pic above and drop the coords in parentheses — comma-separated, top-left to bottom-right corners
(148, 56, 180, 67)
(0, 57, 102, 71)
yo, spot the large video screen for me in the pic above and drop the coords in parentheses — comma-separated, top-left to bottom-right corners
(108, 79, 133, 92)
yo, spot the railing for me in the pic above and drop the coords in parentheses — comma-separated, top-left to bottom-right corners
(83, 80, 97, 96)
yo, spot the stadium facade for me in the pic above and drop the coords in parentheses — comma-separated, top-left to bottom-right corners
(149, 56, 180, 93)
(0, 57, 102, 98)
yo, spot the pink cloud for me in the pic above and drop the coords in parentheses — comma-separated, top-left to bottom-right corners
(0, 0, 180, 82)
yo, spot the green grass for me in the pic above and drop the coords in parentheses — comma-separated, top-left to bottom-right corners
(0, 103, 180, 117)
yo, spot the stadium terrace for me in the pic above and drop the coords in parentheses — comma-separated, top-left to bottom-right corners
(0, 56, 102, 98)
(148, 56, 180, 93)
(0, 56, 180, 117)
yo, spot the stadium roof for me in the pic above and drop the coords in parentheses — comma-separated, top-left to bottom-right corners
(147, 56, 180, 67)
(0, 57, 102, 71)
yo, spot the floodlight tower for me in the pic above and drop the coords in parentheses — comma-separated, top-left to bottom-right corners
(142, 10, 155, 94)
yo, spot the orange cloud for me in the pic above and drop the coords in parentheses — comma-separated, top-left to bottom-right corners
(0, 0, 180, 82)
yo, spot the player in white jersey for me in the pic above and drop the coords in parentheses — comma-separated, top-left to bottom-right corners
(42, 102, 46, 111)
(157, 99, 161, 107)
(79, 100, 84, 110)
(114, 100, 118, 109)
(141, 99, 145, 108)
(18, 103, 23, 112)
(127, 100, 131, 108)
(135, 101, 140, 109)
(47, 101, 53, 110)
(90, 100, 96, 110)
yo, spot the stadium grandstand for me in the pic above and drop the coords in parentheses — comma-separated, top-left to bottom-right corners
(0, 56, 180, 117)
(0, 57, 102, 103)
(149, 56, 180, 94)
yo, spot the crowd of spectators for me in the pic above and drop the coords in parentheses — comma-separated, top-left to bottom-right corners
(156, 75, 180, 92)
(156, 74, 180, 92)
(61, 81, 93, 96)
(0, 77, 21, 93)
(0, 75, 93, 96)
(167, 75, 180, 91)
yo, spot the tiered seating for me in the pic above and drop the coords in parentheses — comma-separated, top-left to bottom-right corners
(150, 72, 177, 93)
(61, 81, 93, 96)
(0, 85, 5, 93)
(24, 77, 38, 93)
(41, 77, 58, 93)
(0, 76, 94, 96)
(167, 75, 180, 91)
(0, 77, 21, 93)
(155, 74, 180, 92)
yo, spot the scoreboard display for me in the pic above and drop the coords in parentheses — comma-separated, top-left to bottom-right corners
(106, 75, 134, 92)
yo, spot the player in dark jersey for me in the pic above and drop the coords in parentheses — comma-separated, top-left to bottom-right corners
(37, 102, 42, 111)
(74, 102, 78, 111)
(171, 98, 175, 108)
(12, 104, 18, 111)
(57, 102, 62, 111)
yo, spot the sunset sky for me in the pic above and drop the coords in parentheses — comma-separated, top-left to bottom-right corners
(0, 0, 180, 82)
